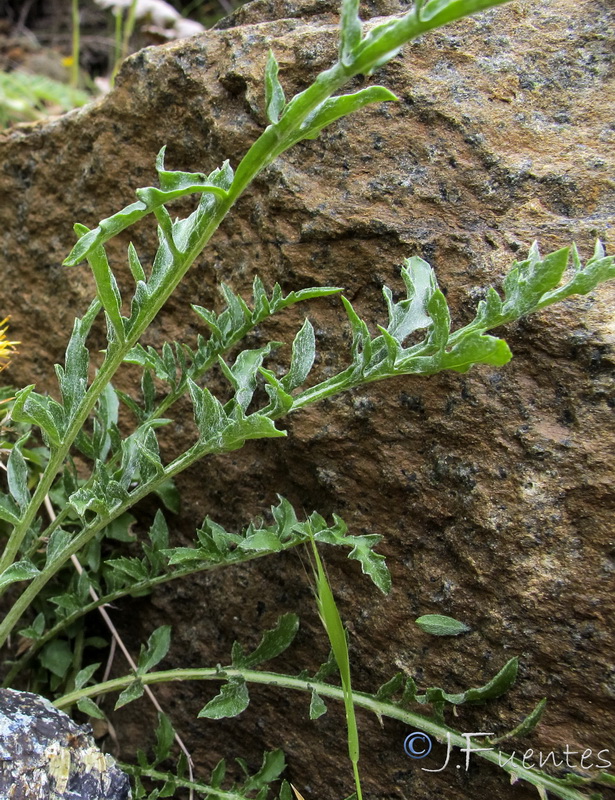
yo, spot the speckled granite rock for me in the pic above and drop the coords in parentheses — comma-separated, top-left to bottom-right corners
(0, 1, 613, 799)
(0, 689, 131, 799)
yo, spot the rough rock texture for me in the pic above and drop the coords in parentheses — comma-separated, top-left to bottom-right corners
(0, 1, 613, 799)
(0, 689, 131, 799)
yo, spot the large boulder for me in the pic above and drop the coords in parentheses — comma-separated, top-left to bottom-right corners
(0, 0, 613, 797)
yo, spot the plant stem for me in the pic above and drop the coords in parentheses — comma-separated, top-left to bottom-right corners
(2, 532, 312, 687)
(70, 0, 80, 89)
(54, 667, 591, 800)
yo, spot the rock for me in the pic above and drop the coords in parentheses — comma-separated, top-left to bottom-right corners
(0, 0, 613, 798)
(0, 689, 131, 799)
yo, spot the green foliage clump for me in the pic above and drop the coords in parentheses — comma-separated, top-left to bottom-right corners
(0, 71, 90, 127)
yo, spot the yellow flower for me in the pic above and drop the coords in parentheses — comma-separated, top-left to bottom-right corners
(0, 317, 19, 372)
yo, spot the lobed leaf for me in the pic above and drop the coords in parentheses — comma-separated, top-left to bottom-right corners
(64, 149, 233, 267)
(243, 749, 286, 792)
(10, 386, 64, 448)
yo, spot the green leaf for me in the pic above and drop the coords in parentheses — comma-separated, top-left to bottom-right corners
(490, 698, 547, 744)
(128, 242, 146, 283)
(243, 613, 300, 668)
(74, 662, 102, 690)
(77, 697, 106, 720)
(415, 614, 470, 636)
(115, 679, 145, 709)
(0, 560, 40, 591)
(103, 512, 137, 543)
(55, 301, 99, 422)
(64, 150, 232, 266)
(154, 712, 175, 764)
(7, 445, 30, 510)
(198, 676, 250, 719)
(138, 625, 172, 674)
(346, 534, 391, 594)
(210, 758, 226, 788)
(309, 688, 327, 719)
(440, 332, 511, 373)
(265, 50, 286, 124)
(40, 639, 73, 678)
(222, 413, 286, 450)
(282, 319, 316, 392)
(10, 387, 64, 448)
(147, 510, 170, 552)
(188, 380, 227, 440)
(86, 241, 125, 341)
(385, 257, 435, 341)
(502, 244, 569, 317)
(243, 749, 286, 791)
(419, 657, 519, 706)
(239, 530, 284, 552)
(0, 493, 21, 524)
(221, 343, 280, 412)
(375, 672, 404, 701)
(339, 0, 362, 66)
(299, 86, 398, 141)
(45, 528, 72, 565)
(278, 781, 293, 800)
(18, 611, 45, 640)
(155, 479, 180, 514)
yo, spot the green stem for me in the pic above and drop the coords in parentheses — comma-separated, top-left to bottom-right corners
(70, 0, 80, 89)
(54, 668, 592, 800)
(121, 0, 139, 62)
(2, 532, 312, 687)
(120, 765, 252, 800)
(0, 0, 517, 658)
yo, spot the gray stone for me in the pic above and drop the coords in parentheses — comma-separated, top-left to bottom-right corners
(0, 689, 131, 800)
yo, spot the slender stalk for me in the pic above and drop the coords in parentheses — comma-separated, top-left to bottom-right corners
(121, 0, 139, 62)
(3, 532, 311, 687)
(0, 33, 374, 595)
(54, 667, 591, 800)
(120, 766, 250, 800)
(70, 0, 80, 89)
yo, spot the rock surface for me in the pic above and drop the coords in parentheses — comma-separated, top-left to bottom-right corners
(0, 0, 613, 799)
(0, 689, 131, 799)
